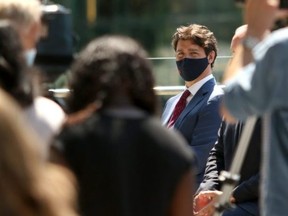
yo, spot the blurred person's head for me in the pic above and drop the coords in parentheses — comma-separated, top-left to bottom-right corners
(66, 35, 158, 115)
(230, 24, 248, 53)
(0, 0, 42, 65)
(171, 24, 218, 86)
(230, 21, 286, 54)
(0, 89, 77, 216)
(0, 20, 34, 107)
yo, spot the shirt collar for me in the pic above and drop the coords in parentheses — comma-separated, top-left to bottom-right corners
(186, 74, 214, 95)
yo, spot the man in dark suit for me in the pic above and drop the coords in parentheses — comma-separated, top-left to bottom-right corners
(194, 119, 261, 216)
(161, 24, 223, 186)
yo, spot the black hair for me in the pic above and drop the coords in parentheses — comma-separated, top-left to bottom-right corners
(0, 20, 34, 108)
(67, 35, 158, 115)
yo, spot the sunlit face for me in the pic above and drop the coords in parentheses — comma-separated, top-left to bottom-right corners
(175, 39, 206, 61)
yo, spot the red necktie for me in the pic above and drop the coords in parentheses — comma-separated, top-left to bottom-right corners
(167, 90, 191, 128)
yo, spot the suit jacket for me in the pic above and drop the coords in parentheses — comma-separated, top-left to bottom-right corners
(161, 78, 223, 185)
(197, 119, 262, 215)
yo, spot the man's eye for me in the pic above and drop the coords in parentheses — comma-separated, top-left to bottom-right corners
(190, 52, 198, 56)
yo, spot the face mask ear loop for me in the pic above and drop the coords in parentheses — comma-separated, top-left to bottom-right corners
(24, 49, 37, 66)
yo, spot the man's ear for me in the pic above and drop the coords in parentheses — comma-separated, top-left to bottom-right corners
(207, 51, 216, 64)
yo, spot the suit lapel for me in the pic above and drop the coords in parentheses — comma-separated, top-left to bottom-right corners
(161, 93, 182, 125)
(174, 78, 216, 128)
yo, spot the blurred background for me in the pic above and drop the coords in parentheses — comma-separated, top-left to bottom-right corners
(36, 0, 243, 97)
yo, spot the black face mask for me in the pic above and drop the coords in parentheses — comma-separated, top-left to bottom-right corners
(176, 57, 209, 81)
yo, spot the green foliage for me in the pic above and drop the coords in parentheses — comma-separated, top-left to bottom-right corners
(51, 0, 243, 86)
(53, 0, 242, 52)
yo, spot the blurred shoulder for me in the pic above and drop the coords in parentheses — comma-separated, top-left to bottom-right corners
(144, 117, 195, 160)
(208, 84, 224, 101)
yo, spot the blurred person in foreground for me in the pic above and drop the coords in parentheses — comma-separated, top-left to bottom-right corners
(161, 24, 224, 186)
(0, 88, 77, 216)
(193, 25, 261, 216)
(221, 0, 288, 215)
(51, 35, 196, 216)
(0, 0, 65, 155)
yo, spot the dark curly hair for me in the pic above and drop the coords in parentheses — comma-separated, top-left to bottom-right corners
(66, 35, 158, 115)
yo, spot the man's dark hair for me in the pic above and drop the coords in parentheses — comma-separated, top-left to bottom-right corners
(171, 24, 218, 68)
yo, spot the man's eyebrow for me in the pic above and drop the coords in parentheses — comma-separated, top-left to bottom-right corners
(176, 47, 200, 52)
(188, 47, 200, 52)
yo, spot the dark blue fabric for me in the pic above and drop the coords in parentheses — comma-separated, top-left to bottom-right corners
(176, 57, 209, 81)
(162, 79, 223, 186)
(197, 119, 262, 215)
(223, 202, 259, 216)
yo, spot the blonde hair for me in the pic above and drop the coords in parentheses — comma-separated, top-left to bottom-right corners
(0, 89, 78, 216)
(0, 0, 42, 30)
